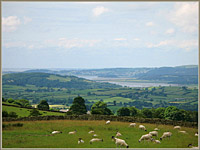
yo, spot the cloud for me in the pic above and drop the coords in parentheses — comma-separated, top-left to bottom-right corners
(168, 2, 198, 33)
(146, 22, 154, 26)
(165, 28, 175, 34)
(3, 41, 35, 49)
(92, 6, 109, 17)
(23, 16, 32, 24)
(133, 38, 140, 41)
(58, 38, 101, 48)
(2, 16, 21, 32)
(147, 39, 198, 51)
(114, 38, 127, 41)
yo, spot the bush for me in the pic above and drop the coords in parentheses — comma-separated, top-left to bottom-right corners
(12, 123, 23, 127)
(2, 110, 9, 117)
(9, 112, 18, 118)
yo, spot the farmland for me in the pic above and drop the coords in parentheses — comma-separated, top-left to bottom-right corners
(2, 120, 198, 148)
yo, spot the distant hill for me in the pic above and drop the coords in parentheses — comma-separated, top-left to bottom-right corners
(2, 73, 121, 89)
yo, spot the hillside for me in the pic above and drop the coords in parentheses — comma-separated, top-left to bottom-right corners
(2, 72, 121, 89)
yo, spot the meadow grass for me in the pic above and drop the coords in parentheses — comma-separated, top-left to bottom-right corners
(2, 120, 198, 148)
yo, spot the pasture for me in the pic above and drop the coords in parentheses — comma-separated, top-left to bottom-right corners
(2, 120, 198, 148)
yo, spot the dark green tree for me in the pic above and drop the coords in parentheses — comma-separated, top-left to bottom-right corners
(91, 101, 113, 115)
(29, 108, 41, 117)
(141, 108, 152, 118)
(69, 96, 87, 115)
(9, 112, 18, 118)
(2, 110, 9, 117)
(153, 107, 165, 119)
(117, 107, 130, 116)
(164, 106, 179, 120)
(129, 106, 138, 117)
(14, 99, 31, 107)
(37, 100, 49, 111)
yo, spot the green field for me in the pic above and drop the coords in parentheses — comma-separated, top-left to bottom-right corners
(2, 120, 198, 148)
(2, 105, 65, 117)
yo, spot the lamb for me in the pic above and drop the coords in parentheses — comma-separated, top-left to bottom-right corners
(89, 138, 103, 144)
(153, 139, 161, 144)
(112, 136, 129, 148)
(88, 130, 95, 134)
(194, 132, 198, 136)
(154, 128, 159, 131)
(51, 131, 62, 134)
(93, 134, 98, 137)
(138, 134, 153, 143)
(78, 138, 84, 144)
(160, 132, 172, 140)
(149, 131, 158, 137)
(129, 123, 136, 127)
(116, 131, 122, 137)
(139, 125, 147, 131)
(178, 131, 187, 134)
(106, 120, 111, 125)
(69, 129, 77, 135)
(174, 126, 181, 130)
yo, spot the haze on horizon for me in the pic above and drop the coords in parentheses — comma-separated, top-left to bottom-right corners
(2, 2, 199, 69)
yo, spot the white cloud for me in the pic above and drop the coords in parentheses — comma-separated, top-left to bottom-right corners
(165, 28, 175, 34)
(58, 38, 101, 48)
(146, 22, 154, 26)
(23, 16, 32, 24)
(147, 39, 198, 51)
(169, 2, 198, 33)
(2, 16, 21, 32)
(92, 6, 109, 17)
(133, 38, 140, 41)
(114, 38, 127, 41)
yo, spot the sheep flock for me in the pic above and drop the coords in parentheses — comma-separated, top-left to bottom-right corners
(49, 120, 198, 148)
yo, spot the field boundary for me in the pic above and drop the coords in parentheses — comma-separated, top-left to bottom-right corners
(2, 114, 198, 128)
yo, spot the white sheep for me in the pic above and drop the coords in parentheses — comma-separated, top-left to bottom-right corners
(78, 138, 84, 144)
(138, 134, 153, 143)
(89, 138, 103, 144)
(154, 128, 159, 131)
(69, 129, 77, 135)
(174, 126, 181, 130)
(88, 130, 95, 134)
(129, 123, 136, 127)
(178, 131, 187, 134)
(154, 139, 161, 144)
(149, 131, 158, 137)
(139, 125, 147, 131)
(160, 132, 172, 140)
(194, 132, 198, 136)
(112, 136, 129, 148)
(106, 120, 111, 125)
(116, 131, 122, 137)
(93, 134, 98, 137)
(51, 131, 62, 134)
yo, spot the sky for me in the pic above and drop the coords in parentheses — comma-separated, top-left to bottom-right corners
(2, 2, 199, 69)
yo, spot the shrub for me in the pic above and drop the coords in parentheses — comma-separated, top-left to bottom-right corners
(12, 123, 23, 127)
(2, 110, 9, 117)
(9, 112, 18, 118)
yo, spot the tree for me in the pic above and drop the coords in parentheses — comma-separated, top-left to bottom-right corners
(14, 99, 31, 107)
(29, 109, 41, 117)
(9, 112, 18, 118)
(7, 98, 14, 103)
(153, 107, 165, 119)
(91, 101, 113, 115)
(117, 107, 130, 116)
(164, 106, 179, 120)
(141, 108, 152, 118)
(129, 106, 138, 117)
(69, 96, 87, 115)
(2, 110, 9, 117)
(37, 100, 49, 111)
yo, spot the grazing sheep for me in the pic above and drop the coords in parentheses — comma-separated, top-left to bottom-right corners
(149, 131, 158, 137)
(129, 123, 136, 127)
(178, 131, 187, 134)
(174, 126, 181, 130)
(51, 131, 62, 134)
(116, 131, 122, 137)
(93, 134, 98, 137)
(112, 136, 129, 148)
(160, 132, 172, 140)
(139, 125, 147, 131)
(88, 130, 95, 134)
(138, 134, 153, 143)
(154, 139, 161, 144)
(154, 128, 159, 131)
(89, 138, 103, 144)
(78, 138, 84, 144)
(106, 120, 111, 125)
(195, 132, 198, 136)
(69, 130, 77, 135)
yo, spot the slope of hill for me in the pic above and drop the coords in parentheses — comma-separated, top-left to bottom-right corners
(2, 73, 121, 89)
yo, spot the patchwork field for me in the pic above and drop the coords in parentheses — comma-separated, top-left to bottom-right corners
(2, 120, 198, 148)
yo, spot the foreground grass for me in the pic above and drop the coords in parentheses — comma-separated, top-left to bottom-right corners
(2, 120, 198, 148)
